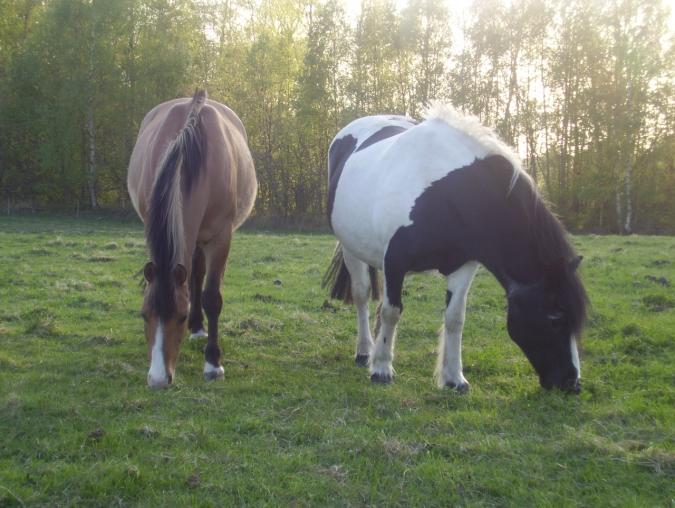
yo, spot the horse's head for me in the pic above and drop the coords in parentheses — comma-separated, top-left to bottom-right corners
(506, 256, 586, 393)
(141, 261, 189, 388)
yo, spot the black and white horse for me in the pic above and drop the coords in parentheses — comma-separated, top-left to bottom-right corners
(323, 104, 588, 393)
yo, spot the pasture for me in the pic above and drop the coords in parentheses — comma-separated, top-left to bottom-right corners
(0, 215, 673, 506)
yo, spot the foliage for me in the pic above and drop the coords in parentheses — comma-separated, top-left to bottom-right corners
(0, 215, 673, 505)
(0, 0, 673, 232)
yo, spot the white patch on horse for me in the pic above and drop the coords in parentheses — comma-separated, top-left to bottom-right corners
(570, 337, 581, 378)
(331, 112, 508, 268)
(342, 247, 375, 358)
(203, 362, 224, 379)
(435, 262, 479, 389)
(148, 321, 168, 387)
(369, 296, 400, 381)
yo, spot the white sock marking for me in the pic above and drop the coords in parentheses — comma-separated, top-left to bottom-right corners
(204, 362, 224, 378)
(189, 329, 207, 339)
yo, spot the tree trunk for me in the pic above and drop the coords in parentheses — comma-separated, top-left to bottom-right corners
(615, 181, 623, 234)
(87, 3, 98, 209)
(540, 39, 551, 193)
(623, 83, 634, 234)
(623, 157, 633, 234)
(87, 102, 97, 209)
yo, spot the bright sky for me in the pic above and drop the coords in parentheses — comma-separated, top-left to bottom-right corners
(341, 0, 472, 20)
(340, 0, 473, 51)
(341, 0, 675, 32)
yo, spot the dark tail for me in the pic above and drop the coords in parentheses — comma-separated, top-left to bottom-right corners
(321, 243, 380, 304)
(174, 89, 207, 195)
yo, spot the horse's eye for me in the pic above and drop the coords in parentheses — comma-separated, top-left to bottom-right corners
(178, 315, 188, 324)
(141, 312, 149, 322)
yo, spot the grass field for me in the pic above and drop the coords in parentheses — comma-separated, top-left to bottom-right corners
(0, 215, 673, 506)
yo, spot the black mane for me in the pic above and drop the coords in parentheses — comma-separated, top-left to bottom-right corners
(145, 90, 207, 320)
(510, 173, 589, 338)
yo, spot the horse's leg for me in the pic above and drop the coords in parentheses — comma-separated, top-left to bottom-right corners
(201, 225, 233, 381)
(188, 246, 207, 339)
(435, 262, 479, 392)
(369, 265, 404, 384)
(343, 248, 375, 366)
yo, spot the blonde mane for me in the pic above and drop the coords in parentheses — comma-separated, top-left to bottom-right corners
(423, 102, 530, 192)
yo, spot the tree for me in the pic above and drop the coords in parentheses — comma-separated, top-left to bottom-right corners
(295, 0, 351, 216)
(399, 0, 452, 116)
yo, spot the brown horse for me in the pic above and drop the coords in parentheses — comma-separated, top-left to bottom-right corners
(127, 90, 256, 388)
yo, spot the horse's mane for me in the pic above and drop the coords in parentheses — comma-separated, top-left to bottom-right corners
(146, 90, 207, 320)
(423, 102, 530, 193)
(511, 174, 589, 340)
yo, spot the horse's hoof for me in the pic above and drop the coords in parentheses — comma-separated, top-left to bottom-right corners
(204, 370, 225, 381)
(190, 329, 207, 340)
(355, 354, 369, 367)
(203, 363, 224, 381)
(445, 381, 470, 394)
(370, 372, 393, 384)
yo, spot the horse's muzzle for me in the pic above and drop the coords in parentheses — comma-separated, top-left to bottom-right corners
(147, 372, 172, 389)
(540, 376, 581, 394)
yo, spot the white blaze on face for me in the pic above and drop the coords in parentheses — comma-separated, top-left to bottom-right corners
(148, 320, 168, 387)
(570, 338, 581, 378)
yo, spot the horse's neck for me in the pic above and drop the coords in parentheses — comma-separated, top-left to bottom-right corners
(476, 204, 542, 292)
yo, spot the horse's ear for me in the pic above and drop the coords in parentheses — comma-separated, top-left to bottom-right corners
(569, 255, 583, 271)
(173, 264, 187, 286)
(144, 262, 156, 283)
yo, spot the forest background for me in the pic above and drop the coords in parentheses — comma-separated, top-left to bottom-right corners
(0, 0, 673, 233)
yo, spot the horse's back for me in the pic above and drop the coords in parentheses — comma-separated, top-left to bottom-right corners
(330, 116, 493, 267)
(127, 97, 256, 239)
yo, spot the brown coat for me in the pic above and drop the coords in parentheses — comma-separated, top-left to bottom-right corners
(127, 92, 256, 388)
(127, 96, 256, 261)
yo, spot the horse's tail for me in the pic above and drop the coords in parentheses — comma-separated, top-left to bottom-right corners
(321, 242, 380, 304)
(147, 90, 207, 275)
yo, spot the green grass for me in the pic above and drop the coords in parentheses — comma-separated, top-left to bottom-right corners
(0, 215, 673, 506)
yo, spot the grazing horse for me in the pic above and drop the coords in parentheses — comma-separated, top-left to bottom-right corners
(127, 90, 256, 388)
(323, 104, 588, 393)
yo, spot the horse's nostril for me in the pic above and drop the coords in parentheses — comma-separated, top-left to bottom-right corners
(167, 373, 173, 384)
